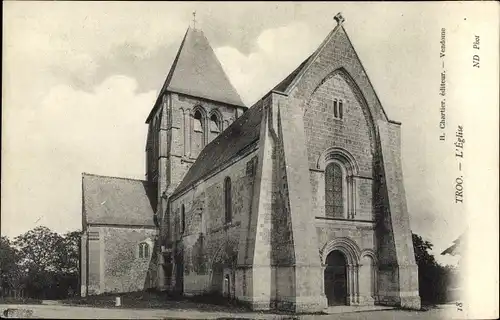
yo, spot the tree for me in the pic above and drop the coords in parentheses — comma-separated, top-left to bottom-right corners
(0, 236, 22, 295)
(412, 233, 438, 267)
(1, 236, 18, 279)
(55, 230, 81, 275)
(14, 226, 63, 274)
(53, 230, 82, 298)
(12, 226, 82, 299)
(412, 233, 456, 305)
(13, 227, 63, 298)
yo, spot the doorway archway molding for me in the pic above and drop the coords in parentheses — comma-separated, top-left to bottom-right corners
(320, 237, 362, 305)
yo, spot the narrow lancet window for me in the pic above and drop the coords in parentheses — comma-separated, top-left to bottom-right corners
(210, 114, 221, 133)
(181, 204, 186, 234)
(339, 100, 344, 119)
(224, 177, 232, 223)
(194, 110, 203, 132)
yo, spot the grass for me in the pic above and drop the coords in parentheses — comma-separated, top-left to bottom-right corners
(61, 290, 250, 313)
(60, 291, 312, 317)
(0, 297, 43, 305)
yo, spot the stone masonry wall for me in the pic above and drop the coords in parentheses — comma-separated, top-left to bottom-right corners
(303, 72, 374, 176)
(376, 120, 420, 308)
(159, 93, 244, 237)
(271, 119, 295, 267)
(156, 92, 243, 200)
(309, 170, 374, 221)
(157, 92, 245, 249)
(101, 227, 157, 293)
(301, 69, 375, 222)
(168, 92, 242, 160)
(271, 93, 329, 312)
(315, 219, 376, 254)
(287, 26, 387, 124)
(169, 148, 258, 296)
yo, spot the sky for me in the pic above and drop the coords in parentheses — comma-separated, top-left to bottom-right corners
(2, 2, 497, 267)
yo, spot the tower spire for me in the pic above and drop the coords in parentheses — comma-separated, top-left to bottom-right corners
(192, 11, 197, 29)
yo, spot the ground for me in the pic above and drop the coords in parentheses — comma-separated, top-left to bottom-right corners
(0, 292, 463, 319)
(0, 304, 460, 319)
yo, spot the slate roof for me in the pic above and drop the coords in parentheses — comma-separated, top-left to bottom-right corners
(146, 27, 245, 123)
(174, 100, 264, 195)
(82, 173, 156, 227)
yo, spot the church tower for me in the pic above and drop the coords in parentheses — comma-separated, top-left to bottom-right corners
(144, 25, 246, 288)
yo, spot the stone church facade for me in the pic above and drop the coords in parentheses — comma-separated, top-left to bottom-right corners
(80, 14, 421, 313)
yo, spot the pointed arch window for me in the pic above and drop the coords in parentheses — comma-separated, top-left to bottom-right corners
(224, 177, 232, 223)
(193, 110, 204, 133)
(191, 107, 207, 157)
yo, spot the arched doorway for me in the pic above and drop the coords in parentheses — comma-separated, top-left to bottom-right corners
(211, 262, 224, 293)
(324, 250, 348, 306)
(210, 242, 237, 298)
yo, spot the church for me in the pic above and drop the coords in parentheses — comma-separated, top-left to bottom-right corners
(80, 13, 421, 313)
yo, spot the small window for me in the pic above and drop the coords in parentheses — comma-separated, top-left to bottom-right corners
(181, 204, 186, 234)
(139, 242, 150, 259)
(224, 177, 232, 223)
(210, 114, 221, 133)
(333, 98, 344, 120)
(339, 100, 344, 119)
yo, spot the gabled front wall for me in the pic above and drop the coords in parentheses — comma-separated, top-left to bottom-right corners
(168, 146, 258, 296)
(274, 24, 419, 308)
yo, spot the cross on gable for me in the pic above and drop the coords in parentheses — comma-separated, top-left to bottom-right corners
(334, 12, 345, 25)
